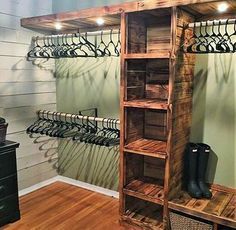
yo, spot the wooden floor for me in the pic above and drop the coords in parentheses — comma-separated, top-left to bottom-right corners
(2, 182, 124, 230)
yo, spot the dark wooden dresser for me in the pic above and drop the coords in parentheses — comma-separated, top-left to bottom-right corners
(0, 140, 20, 227)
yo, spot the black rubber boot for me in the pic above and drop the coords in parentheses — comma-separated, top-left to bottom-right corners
(197, 143, 212, 199)
(186, 143, 202, 198)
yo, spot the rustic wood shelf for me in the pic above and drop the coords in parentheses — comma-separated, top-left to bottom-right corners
(124, 138, 167, 157)
(169, 188, 236, 229)
(124, 53, 170, 59)
(124, 178, 164, 205)
(124, 99, 168, 110)
(123, 199, 164, 230)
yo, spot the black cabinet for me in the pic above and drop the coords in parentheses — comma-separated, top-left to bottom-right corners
(0, 141, 20, 227)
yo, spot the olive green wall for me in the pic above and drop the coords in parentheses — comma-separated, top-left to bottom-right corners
(56, 56, 120, 190)
(191, 54, 236, 188)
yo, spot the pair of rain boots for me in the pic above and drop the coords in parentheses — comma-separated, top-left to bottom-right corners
(186, 143, 212, 199)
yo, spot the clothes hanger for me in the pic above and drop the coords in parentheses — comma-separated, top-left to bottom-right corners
(215, 20, 230, 53)
(114, 29, 121, 56)
(195, 21, 208, 53)
(26, 110, 46, 133)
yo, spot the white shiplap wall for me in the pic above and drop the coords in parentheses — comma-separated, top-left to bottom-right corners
(0, 0, 58, 190)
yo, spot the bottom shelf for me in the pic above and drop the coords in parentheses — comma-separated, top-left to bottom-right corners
(123, 196, 163, 229)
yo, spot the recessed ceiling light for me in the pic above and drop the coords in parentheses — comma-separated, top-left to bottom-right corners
(55, 22, 62, 30)
(96, 18, 105, 26)
(217, 2, 229, 13)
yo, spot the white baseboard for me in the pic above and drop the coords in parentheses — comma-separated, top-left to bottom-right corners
(19, 176, 59, 197)
(19, 175, 119, 199)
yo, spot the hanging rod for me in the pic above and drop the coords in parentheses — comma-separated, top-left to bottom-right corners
(32, 29, 120, 41)
(188, 18, 236, 28)
(37, 110, 120, 124)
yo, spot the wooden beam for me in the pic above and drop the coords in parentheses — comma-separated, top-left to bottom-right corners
(21, 0, 221, 29)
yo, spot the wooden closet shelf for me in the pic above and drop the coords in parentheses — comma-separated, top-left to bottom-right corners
(124, 52, 170, 59)
(124, 178, 164, 205)
(169, 189, 236, 229)
(124, 99, 168, 110)
(122, 201, 163, 230)
(124, 138, 167, 158)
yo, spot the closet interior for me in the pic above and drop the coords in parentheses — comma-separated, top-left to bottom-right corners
(1, 0, 235, 229)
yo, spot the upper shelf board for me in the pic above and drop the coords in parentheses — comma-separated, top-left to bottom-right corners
(21, 0, 236, 33)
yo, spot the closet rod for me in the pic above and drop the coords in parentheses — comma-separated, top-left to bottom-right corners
(188, 18, 236, 28)
(32, 29, 120, 41)
(37, 110, 120, 124)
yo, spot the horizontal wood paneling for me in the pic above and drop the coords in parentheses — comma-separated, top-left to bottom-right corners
(17, 150, 58, 170)
(0, 56, 55, 70)
(0, 0, 56, 190)
(0, 27, 46, 45)
(2, 104, 56, 121)
(0, 41, 32, 57)
(18, 168, 57, 191)
(0, 82, 56, 96)
(0, 69, 55, 83)
(6, 132, 58, 158)
(0, 93, 56, 108)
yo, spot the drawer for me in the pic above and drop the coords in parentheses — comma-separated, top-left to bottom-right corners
(0, 175, 18, 200)
(0, 150, 17, 178)
(0, 194, 19, 218)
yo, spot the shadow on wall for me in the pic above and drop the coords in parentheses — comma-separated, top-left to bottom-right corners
(55, 57, 118, 80)
(58, 139, 119, 191)
(28, 133, 59, 169)
(191, 53, 235, 186)
(190, 55, 215, 182)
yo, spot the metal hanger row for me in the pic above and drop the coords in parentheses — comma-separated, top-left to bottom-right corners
(26, 110, 120, 147)
(27, 29, 121, 59)
(184, 18, 236, 53)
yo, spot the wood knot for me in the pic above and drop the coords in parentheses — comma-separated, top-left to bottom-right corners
(138, 2, 145, 8)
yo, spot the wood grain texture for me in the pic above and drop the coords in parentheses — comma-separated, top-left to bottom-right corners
(169, 189, 236, 229)
(125, 138, 167, 158)
(4, 182, 124, 230)
(123, 196, 163, 230)
(20, 0, 226, 33)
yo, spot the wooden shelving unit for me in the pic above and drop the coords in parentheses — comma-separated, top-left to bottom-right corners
(20, 1, 236, 229)
(119, 5, 195, 229)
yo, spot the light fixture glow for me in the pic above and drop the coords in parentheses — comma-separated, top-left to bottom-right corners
(217, 2, 229, 13)
(96, 18, 105, 26)
(55, 22, 62, 30)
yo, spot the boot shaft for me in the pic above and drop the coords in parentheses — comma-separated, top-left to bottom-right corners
(197, 143, 210, 181)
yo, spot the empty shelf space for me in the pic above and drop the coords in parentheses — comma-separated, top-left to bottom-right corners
(124, 53, 170, 59)
(125, 138, 167, 158)
(123, 196, 164, 229)
(124, 177, 164, 205)
(124, 99, 168, 110)
(169, 189, 236, 229)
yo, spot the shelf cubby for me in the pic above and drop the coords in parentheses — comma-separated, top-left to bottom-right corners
(124, 152, 165, 205)
(127, 8, 171, 54)
(125, 108, 168, 157)
(123, 195, 164, 229)
(124, 177, 164, 205)
(125, 59, 169, 104)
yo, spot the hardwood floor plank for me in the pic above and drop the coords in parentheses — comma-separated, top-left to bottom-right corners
(2, 182, 124, 230)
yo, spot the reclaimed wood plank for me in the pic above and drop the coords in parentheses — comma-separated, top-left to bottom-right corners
(221, 195, 236, 221)
(125, 138, 167, 157)
(203, 192, 233, 216)
(124, 99, 168, 110)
